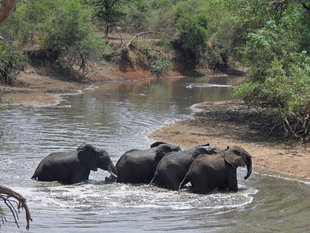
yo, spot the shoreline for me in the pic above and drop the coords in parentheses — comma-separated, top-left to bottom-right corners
(0, 63, 169, 107)
(149, 101, 310, 181)
(1, 66, 310, 181)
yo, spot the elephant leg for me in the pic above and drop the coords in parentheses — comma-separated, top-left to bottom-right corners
(70, 168, 90, 184)
(36, 165, 56, 181)
(116, 165, 129, 183)
(227, 170, 238, 192)
(191, 175, 213, 194)
(196, 181, 211, 194)
(161, 174, 180, 190)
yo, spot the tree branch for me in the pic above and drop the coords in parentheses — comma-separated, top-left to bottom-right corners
(301, 1, 310, 11)
(0, 185, 32, 230)
(124, 32, 150, 48)
(269, 0, 310, 12)
(268, 0, 291, 7)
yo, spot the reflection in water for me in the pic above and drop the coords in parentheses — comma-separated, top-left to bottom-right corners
(0, 76, 309, 232)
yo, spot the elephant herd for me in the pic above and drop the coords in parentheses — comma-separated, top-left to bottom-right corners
(31, 142, 253, 194)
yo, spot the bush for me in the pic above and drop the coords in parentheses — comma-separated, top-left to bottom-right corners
(172, 8, 208, 69)
(235, 51, 310, 142)
(37, 0, 107, 74)
(234, 2, 310, 142)
(150, 57, 173, 76)
(0, 0, 107, 78)
(0, 1, 30, 44)
(0, 42, 27, 85)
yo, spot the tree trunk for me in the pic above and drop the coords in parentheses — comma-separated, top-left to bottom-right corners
(105, 20, 109, 41)
(0, 0, 16, 23)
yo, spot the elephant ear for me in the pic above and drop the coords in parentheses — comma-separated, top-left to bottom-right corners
(77, 144, 97, 171)
(150, 141, 166, 148)
(224, 148, 246, 169)
(154, 144, 178, 161)
(154, 147, 168, 162)
(192, 147, 207, 159)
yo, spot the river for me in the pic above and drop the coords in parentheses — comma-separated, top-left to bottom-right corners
(0, 76, 309, 232)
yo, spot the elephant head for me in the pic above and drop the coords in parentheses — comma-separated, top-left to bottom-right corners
(192, 144, 219, 159)
(0, 0, 16, 23)
(224, 146, 252, 180)
(77, 144, 117, 178)
(154, 143, 181, 162)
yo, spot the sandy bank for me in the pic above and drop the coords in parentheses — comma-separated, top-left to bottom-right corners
(149, 101, 310, 180)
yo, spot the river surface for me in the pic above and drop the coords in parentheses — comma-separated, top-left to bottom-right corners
(0, 76, 309, 232)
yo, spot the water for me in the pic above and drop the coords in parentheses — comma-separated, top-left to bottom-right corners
(0, 76, 309, 232)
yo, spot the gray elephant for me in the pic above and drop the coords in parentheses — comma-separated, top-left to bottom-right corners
(31, 144, 117, 184)
(115, 142, 181, 184)
(150, 144, 219, 190)
(179, 146, 252, 194)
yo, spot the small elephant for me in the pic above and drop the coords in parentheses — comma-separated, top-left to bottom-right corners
(31, 144, 117, 184)
(150, 144, 219, 190)
(115, 142, 181, 184)
(179, 146, 252, 194)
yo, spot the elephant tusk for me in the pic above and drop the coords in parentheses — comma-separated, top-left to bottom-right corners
(109, 171, 118, 178)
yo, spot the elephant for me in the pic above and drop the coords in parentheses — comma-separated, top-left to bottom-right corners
(115, 142, 181, 184)
(149, 144, 219, 190)
(179, 145, 252, 194)
(31, 144, 117, 184)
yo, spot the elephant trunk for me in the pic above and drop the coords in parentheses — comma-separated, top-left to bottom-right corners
(244, 156, 252, 180)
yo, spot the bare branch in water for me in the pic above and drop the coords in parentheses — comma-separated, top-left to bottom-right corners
(0, 185, 32, 230)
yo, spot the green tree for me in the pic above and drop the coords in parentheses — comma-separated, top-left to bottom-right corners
(122, 0, 149, 32)
(0, 41, 27, 85)
(1, 0, 107, 78)
(234, 2, 310, 142)
(38, 0, 107, 74)
(173, 8, 208, 69)
(89, 0, 133, 40)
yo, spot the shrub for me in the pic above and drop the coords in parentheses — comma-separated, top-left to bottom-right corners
(0, 42, 27, 85)
(150, 57, 173, 76)
(234, 5, 310, 142)
(38, 0, 107, 74)
(0, 0, 108, 78)
(173, 11, 208, 68)
(235, 51, 310, 142)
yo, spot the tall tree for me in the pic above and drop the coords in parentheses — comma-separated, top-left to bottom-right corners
(90, 0, 132, 40)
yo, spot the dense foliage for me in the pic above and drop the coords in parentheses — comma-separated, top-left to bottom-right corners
(233, 1, 310, 142)
(0, 41, 27, 85)
(1, 0, 310, 141)
(123, 0, 310, 142)
(0, 0, 107, 80)
(88, 0, 133, 39)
